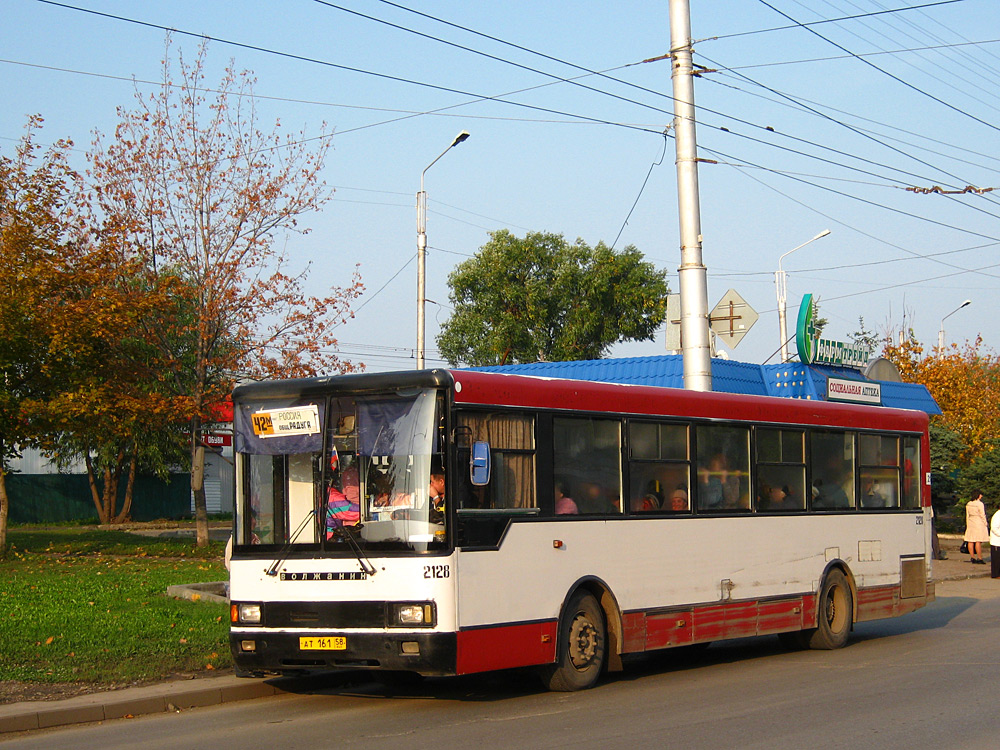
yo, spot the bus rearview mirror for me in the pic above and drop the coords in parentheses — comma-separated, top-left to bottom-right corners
(471, 441, 491, 486)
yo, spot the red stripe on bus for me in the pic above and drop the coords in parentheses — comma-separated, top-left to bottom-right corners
(757, 598, 809, 635)
(622, 597, 813, 652)
(455, 581, 931, 674)
(855, 583, 929, 621)
(455, 621, 558, 675)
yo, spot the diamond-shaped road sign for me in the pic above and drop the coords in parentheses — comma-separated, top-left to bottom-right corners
(709, 289, 758, 347)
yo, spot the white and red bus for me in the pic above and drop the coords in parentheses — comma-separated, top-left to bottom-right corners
(229, 369, 933, 690)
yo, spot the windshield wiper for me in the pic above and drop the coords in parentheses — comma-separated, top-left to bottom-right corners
(333, 525, 377, 577)
(264, 510, 316, 577)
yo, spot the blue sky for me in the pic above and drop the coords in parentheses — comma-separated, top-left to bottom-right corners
(4, 0, 999, 372)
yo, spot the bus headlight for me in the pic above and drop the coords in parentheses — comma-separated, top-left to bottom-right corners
(391, 602, 435, 627)
(233, 602, 263, 625)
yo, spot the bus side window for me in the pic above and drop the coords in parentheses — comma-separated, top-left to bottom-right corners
(810, 431, 856, 510)
(859, 434, 900, 509)
(695, 425, 750, 512)
(455, 412, 536, 511)
(756, 428, 805, 512)
(554, 417, 622, 515)
(628, 421, 690, 513)
(901, 437, 921, 509)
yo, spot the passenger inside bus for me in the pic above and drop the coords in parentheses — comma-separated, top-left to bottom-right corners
(325, 461, 361, 537)
(577, 481, 620, 514)
(698, 454, 741, 509)
(631, 479, 663, 512)
(371, 470, 413, 513)
(555, 482, 579, 515)
(811, 445, 854, 509)
(812, 477, 851, 509)
(861, 477, 888, 508)
(668, 486, 689, 511)
(428, 469, 446, 525)
(761, 484, 797, 512)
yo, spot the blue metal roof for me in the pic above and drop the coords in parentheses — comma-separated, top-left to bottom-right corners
(469, 354, 941, 415)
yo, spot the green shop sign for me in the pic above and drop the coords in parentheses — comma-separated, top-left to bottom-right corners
(795, 293, 871, 369)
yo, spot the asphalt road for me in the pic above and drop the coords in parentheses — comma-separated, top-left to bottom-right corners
(5, 576, 997, 750)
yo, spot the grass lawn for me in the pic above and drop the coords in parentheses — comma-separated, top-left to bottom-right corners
(1, 527, 231, 685)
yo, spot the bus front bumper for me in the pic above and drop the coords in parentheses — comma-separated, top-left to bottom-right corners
(230, 630, 457, 676)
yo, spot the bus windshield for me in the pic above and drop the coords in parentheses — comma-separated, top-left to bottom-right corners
(233, 388, 446, 553)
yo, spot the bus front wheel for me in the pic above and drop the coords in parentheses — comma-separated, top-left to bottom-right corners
(539, 590, 606, 691)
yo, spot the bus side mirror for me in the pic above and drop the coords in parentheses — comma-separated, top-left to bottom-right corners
(470, 441, 491, 486)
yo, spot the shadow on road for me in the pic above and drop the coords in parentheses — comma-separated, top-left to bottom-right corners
(261, 592, 980, 701)
(849, 593, 979, 643)
(264, 667, 546, 703)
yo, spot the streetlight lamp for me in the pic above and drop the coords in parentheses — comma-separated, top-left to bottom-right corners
(775, 229, 831, 362)
(938, 299, 971, 357)
(416, 130, 470, 370)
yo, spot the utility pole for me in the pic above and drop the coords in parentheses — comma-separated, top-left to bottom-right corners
(416, 131, 470, 370)
(669, 0, 712, 391)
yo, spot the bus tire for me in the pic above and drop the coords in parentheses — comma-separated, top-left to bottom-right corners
(538, 590, 606, 691)
(807, 569, 853, 650)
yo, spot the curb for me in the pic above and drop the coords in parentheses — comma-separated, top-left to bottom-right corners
(0, 676, 279, 734)
(165, 581, 229, 605)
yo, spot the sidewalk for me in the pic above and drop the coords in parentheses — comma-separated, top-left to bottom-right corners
(1, 535, 992, 735)
(932, 533, 993, 582)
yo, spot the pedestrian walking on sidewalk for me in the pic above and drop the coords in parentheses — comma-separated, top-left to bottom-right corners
(963, 490, 989, 565)
(990, 506, 1000, 579)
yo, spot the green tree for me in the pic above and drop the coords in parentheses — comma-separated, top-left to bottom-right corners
(849, 316, 879, 351)
(928, 422, 965, 511)
(437, 230, 668, 366)
(954, 442, 1000, 519)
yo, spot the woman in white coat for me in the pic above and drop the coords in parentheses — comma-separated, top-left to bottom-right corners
(963, 490, 989, 565)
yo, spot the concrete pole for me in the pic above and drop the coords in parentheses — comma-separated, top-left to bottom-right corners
(416, 131, 470, 370)
(416, 189, 427, 370)
(669, 0, 712, 391)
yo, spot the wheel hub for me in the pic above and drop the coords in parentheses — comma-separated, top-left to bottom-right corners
(568, 613, 598, 669)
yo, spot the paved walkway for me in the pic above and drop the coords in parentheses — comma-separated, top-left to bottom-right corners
(1, 534, 992, 735)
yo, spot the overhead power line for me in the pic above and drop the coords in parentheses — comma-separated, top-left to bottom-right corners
(34, 0, 661, 136)
(755, 0, 1000, 134)
(706, 0, 969, 41)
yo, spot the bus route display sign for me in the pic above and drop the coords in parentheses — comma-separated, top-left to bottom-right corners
(250, 404, 321, 438)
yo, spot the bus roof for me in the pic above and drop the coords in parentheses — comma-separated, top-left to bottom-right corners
(231, 367, 927, 434)
(450, 369, 928, 433)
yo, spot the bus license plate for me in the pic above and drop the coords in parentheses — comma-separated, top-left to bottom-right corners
(299, 636, 346, 651)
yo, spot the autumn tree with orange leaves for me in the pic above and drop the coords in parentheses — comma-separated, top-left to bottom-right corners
(88, 39, 363, 547)
(0, 118, 83, 556)
(36, 267, 197, 525)
(0, 120, 194, 546)
(884, 335, 1000, 464)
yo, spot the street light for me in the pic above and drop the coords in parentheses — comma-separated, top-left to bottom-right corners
(416, 131, 470, 370)
(775, 229, 831, 362)
(938, 299, 971, 357)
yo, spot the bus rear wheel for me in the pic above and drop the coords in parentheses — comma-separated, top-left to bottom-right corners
(809, 569, 853, 649)
(778, 570, 853, 650)
(539, 590, 606, 691)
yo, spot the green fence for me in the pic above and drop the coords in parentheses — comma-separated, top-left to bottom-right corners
(7, 473, 192, 524)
